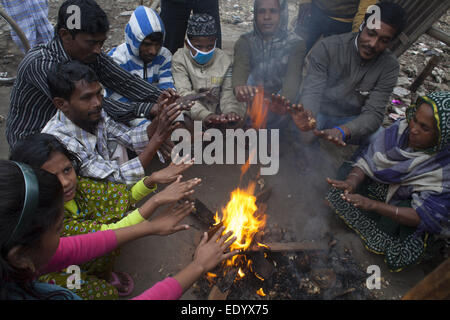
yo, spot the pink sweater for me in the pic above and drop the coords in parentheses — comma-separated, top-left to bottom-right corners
(40, 230, 183, 300)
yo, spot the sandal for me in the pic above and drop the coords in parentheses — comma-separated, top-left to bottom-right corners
(109, 271, 134, 297)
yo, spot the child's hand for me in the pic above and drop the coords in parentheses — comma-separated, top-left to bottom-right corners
(147, 201, 195, 236)
(192, 226, 239, 273)
(154, 176, 201, 205)
(148, 155, 195, 185)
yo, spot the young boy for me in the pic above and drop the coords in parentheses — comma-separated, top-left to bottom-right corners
(172, 13, 246, 129)
(107, 6, 175, 103)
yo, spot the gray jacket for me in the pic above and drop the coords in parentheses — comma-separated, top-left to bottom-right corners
(300, 32, 399, 140)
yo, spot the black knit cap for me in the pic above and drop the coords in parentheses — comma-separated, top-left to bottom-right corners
(186, 13, 217, 37)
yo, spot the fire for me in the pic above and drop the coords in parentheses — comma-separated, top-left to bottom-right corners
(247, 86, 268, 129)
(214, 181, 267, 266)
(256, 288, 266, 297)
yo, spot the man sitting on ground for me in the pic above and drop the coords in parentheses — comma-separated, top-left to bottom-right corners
(42, 60, 187, 185)
(6, 0, 176, 149)
(172, 13, 246, 130)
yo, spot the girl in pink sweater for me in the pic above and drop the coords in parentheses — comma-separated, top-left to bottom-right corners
(0, 160, 238, 300)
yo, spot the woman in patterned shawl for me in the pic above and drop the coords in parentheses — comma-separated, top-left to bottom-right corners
(10, 133, 200, 299)
(326, 91, 449, 271)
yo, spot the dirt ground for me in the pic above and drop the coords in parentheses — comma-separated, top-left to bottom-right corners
(0, 0, 448, 300)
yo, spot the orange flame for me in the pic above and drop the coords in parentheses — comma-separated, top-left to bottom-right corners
(240, 148, 257, 179)
(214, 182, 267, 266)
(247, 86, 268, 129)
(256, 288, 266, 297)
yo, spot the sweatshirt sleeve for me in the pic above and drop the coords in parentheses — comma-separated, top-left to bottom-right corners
(232, 36, 252, 89)
(281, 39, 307, 103)
(100, 209, 145, 231)
(299, 40, 330, 116)
(219, 65, 247, 117)
(131, 277, 183, 300)
(131, 177, 157, 202)
(344, 57, 399, 139)
(39, 230, 117, 275)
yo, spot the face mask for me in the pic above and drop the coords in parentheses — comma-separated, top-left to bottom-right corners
(186, 37, 216, 65)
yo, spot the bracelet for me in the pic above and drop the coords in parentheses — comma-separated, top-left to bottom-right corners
(348, 173, 360, 179)
(334, 126, 346, 141)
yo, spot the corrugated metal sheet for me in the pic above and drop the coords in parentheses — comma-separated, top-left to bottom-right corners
(390, 0, 450, 56)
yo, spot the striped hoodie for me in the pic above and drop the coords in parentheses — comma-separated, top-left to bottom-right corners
(107, 6, 175, 102)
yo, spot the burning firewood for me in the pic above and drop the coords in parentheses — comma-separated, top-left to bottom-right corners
(192, 198, 216, 228)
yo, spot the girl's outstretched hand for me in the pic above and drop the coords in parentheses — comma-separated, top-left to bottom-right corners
(147, 201, 195, 236)
(192, 226, 239, 273)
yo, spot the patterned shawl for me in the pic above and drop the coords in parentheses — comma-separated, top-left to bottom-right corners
(355, 92, 450, 237)
(242, 0, 303, 95)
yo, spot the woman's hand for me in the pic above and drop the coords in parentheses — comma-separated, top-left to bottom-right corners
(340, 193, 377, 211)
(326, 177, 357, 194)
(147, 201, 195, 236)
(192, 226, 239, 273)
(147, 155, 195, 185)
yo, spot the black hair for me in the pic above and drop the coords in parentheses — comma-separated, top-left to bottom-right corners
(0, 160, 69, 300)
(363, 1, 407, 37)
(56, 0, 110, 38)
(47, 60, 99, 100)
(10, 133, 81, 174)
(145, 32, 164, 45)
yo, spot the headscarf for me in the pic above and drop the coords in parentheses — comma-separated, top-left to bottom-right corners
(406, 91, 450, 153)
(243, 0, 303, 95)
(355, 91, 450, 237)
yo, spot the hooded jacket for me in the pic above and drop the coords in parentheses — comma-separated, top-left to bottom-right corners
(107, 6, 175, 103)
(232, 0, 306, 103)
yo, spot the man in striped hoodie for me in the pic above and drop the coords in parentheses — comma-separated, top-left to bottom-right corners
(107, 6, 175, 104)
